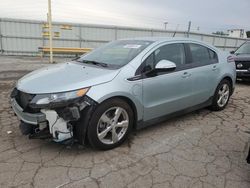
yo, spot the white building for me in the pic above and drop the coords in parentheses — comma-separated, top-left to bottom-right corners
(227, 29, 247, 38)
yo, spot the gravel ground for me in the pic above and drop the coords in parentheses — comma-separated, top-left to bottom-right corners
(0, 56, 250, 188)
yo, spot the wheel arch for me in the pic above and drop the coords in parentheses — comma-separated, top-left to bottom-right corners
(220, 76, 234, 95)
(98, 96, 139, 129)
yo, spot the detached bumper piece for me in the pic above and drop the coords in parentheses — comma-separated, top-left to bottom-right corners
(19, 121, 33, 135)
(20, 121, 52, 139)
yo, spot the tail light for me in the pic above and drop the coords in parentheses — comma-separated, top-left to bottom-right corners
(227, 55, 235, 63)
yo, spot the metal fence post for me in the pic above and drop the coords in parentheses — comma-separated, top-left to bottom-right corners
(114, 27, 117, 40)
(0, 18, 3, 54)
(212, 36, 215, 46)
(48, 0, 53, 63)
(223, 38, 227, 51)
(235, 39, 238, 49)
(79, 26, 82, 48)
(187, 21, 191, 38)
(41, 22, 45, 57)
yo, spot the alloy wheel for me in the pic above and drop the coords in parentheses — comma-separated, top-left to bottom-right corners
(217, 83, 230, 107)
(97, 107, 129, 145)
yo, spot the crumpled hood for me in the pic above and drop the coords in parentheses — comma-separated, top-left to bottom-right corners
(17, 62, 120, 94)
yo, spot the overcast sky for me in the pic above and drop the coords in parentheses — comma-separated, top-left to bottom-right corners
(0, 0, 249, 33)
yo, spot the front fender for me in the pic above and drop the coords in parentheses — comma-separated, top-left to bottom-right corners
(86, 80, 143, 121)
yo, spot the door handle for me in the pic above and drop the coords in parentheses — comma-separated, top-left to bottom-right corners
(182, 72, 191, 78)
(212, 65, 217, 71)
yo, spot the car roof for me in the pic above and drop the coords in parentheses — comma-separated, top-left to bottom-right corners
(120, 37, 201, 43)
(119, 37, 219, 51)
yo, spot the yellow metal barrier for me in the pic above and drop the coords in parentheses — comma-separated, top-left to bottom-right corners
(39, 47, 92, 55)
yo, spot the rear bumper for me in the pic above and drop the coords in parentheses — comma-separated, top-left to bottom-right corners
(10, 98, 46, 125)
(236, 69, 250, 78)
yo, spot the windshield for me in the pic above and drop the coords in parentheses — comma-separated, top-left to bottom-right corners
(78, 40, 153, 68)
(235, 42, 250, 54)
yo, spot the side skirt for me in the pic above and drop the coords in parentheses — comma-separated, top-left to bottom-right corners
(136, 97, 213, 130)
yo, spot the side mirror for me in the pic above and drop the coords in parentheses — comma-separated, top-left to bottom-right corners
(230, 50, 235, 54)
(155, 60, 176, 71)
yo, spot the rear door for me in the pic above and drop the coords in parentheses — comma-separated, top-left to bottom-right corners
(185, 43, 220, 105)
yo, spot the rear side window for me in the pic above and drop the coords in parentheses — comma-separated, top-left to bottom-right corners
(189, 43, 210, 64)
(188, 43, 218, 65)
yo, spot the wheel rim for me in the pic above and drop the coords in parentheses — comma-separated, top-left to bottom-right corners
(97, 107, 129, 145)
(217, 83, 230, 107)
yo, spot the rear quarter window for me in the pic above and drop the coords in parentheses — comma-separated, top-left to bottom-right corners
(208, 49, 218, 63)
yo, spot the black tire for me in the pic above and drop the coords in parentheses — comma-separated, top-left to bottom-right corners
(87, 98, 134, 150)
(210, 79, 232, 111)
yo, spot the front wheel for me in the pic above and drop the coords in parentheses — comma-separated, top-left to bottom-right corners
(87, 98, 134, 150)
(210, 79, 232, 111)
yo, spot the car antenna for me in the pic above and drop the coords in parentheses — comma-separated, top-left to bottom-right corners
(172, 24, 179, 37)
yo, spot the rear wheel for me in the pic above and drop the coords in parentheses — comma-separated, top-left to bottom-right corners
(87, 98, 133, 150)
(210, 79, 231, 111)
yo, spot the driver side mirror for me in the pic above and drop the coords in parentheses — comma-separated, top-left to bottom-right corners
(155, 60, 176, 71)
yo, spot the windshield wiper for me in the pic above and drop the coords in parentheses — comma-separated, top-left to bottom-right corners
(72, 56, 81, 61)
(77, 60, 109, 67)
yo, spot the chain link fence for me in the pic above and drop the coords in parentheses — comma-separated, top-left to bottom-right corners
(0, 18, 247, 56)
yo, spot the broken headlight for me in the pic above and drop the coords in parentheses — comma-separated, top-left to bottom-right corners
(30, 87, 90, 108)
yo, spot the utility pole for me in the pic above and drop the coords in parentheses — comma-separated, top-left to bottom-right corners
(164, 22, 168, 30)
(48, 0, 53, 63)
(187, 21, 191, 38)
(0, 18, 3, 54)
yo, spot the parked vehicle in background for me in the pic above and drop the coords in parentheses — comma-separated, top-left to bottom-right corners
(232, 41, 250, 80)
(247, 138, 250, 164)
(10, 38, 236, 150)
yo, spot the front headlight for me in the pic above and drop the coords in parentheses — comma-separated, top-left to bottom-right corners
(31, 87, 90, 107)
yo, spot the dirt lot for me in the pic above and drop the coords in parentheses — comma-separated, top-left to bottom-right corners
(0, 56, 250, 188)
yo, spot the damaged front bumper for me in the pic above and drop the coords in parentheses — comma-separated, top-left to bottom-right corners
(10, 94, 96, 143)
(11, 98, 46, 125)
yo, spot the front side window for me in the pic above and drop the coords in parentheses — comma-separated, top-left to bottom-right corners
(154, 43, 186, 66)
(141, 43, 186, 74)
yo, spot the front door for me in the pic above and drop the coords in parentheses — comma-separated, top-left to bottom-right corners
(141, 43, 194, 121)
